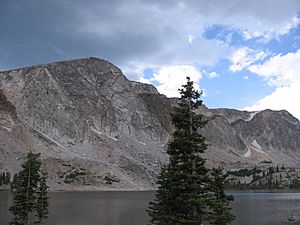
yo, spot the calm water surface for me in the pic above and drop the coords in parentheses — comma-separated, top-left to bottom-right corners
(1, 190, 300, 225)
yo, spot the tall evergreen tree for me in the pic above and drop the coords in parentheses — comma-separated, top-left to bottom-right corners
(208, 168, 235, 225)
(0, 172, 3, 186)
(148, 77, 213, 224)
(6, 171, 11, 184)
(148, 77, 234, 225)
(35, 170, 49, 225)
(11, 174, 19, 190)
(0, 171, 10, 186)
(10, 152, 49, 225)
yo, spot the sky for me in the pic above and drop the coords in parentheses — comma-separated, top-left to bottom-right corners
(1, 0, 300, 119)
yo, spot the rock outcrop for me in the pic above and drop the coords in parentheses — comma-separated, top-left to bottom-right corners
(1, 57, 300, 190)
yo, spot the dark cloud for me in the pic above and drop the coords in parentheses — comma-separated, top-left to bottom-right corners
(0, 0, 300, 74)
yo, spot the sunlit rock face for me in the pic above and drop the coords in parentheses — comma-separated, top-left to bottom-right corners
(1, 57, 300, 190)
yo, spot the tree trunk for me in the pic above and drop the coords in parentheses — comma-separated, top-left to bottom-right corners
(189, 98, 197, 219)
(26, 160, 31, 225)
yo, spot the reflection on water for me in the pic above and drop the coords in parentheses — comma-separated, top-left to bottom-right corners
(48, 191, 152, 225)
(230, 191, 300, 225)
(0, 191, 153, 225)
(1, 190, 300, 225)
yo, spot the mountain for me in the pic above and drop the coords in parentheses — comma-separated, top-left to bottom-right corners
(1, 57, 300, 190)
(199, 108, 300, 169)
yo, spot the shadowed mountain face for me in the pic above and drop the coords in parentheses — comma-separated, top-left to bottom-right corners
(1, 57, 300, 190)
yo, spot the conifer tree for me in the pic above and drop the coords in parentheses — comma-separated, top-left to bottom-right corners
(0, 171, 10, 186)
(208, 168, 235, 225)
(148, 77, 234, 225)
(11, 174, 19, 189)
(6, 171, 11, 184)
(148, 77, 214, 224)
(35, 170, 49, 225)
(10, 152, 49, 225)
(0, 172, 3, 186)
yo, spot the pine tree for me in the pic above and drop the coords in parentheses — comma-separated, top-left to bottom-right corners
(11, 174, 19, 190)
(0, 171, 9, 186)
(9, 152, 49, 225)
(148, 166, 175, 225)
(6, 171, 11, 184)
(35, 170, 49, 225)
(0, 172, 3, 186)
(148, 77, 221, 225)
(208, 168, 235, 225)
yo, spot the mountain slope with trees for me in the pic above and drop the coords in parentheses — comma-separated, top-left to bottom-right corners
(0, 58, 300, 190)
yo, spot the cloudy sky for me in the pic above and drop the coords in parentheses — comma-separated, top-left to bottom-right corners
(1, 0, 300, 119)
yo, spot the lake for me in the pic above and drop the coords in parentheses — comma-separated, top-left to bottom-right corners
(1, 191, 300, 225)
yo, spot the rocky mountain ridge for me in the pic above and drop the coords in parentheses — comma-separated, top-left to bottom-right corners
(0, 57, 300, 190)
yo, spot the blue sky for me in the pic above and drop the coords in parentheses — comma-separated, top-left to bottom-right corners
(1, 0, 300, 119)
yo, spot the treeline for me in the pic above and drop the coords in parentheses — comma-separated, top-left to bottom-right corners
(8, 152, 49, 225)
(0, 171, 11, 186)
(226, 165, 300, 190)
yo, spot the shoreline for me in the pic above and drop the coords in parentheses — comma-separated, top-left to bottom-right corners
(3, 186, 300, 193)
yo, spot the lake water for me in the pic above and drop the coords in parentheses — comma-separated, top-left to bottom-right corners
(1, 190, 300, 225)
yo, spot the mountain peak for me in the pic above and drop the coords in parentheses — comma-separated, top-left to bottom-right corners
(1, 58, 300, 190)
(0, 57, 121, 74)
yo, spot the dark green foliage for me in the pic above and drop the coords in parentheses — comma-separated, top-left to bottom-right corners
(269, 167, 274, 174)
(104, 174, 120, 185)
(226, 165, 300, 190)
(148, 77, 234, 225)
(290, 178, 300, 188)
(208, 168, 235, 225)
(227, 168, 261, 177)
(0, 171, 11, 186)
(63, 169, 87, 183)
(9, 152, 49, 225)
(0, 173, 3, 186)
(35, 171, 49, 225)
(10, 152, 41, 225)
(11, 174, 19, 190)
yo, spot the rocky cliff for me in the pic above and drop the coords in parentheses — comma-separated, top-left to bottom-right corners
(1, 57, 300, 190)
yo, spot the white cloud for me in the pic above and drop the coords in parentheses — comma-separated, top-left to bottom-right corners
(249, 50, 300, 86)
(122, 61, 158, 81)
(229, 47, 268, 72)
(245, 49, 300, 119)
(1, 0, 300, 74)
(276, 16, 300, 37)
(153, 65, 202, 97)
(73, 0, 300, 78)
(187, 34, 194, 44)
(243, 31, 263, 40)
(242, 16, 300, 41)
(138, 77, 151, 84)
(244, 84, 300, 119)
(243, 75, 249, 80)
(208, 71, 218, 79)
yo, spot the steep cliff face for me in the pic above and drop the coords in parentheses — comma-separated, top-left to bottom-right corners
(0, 58, 170, 190)
(1, 57, 300, 190)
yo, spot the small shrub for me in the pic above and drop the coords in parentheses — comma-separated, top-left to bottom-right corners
(104, 174, 119, 185)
